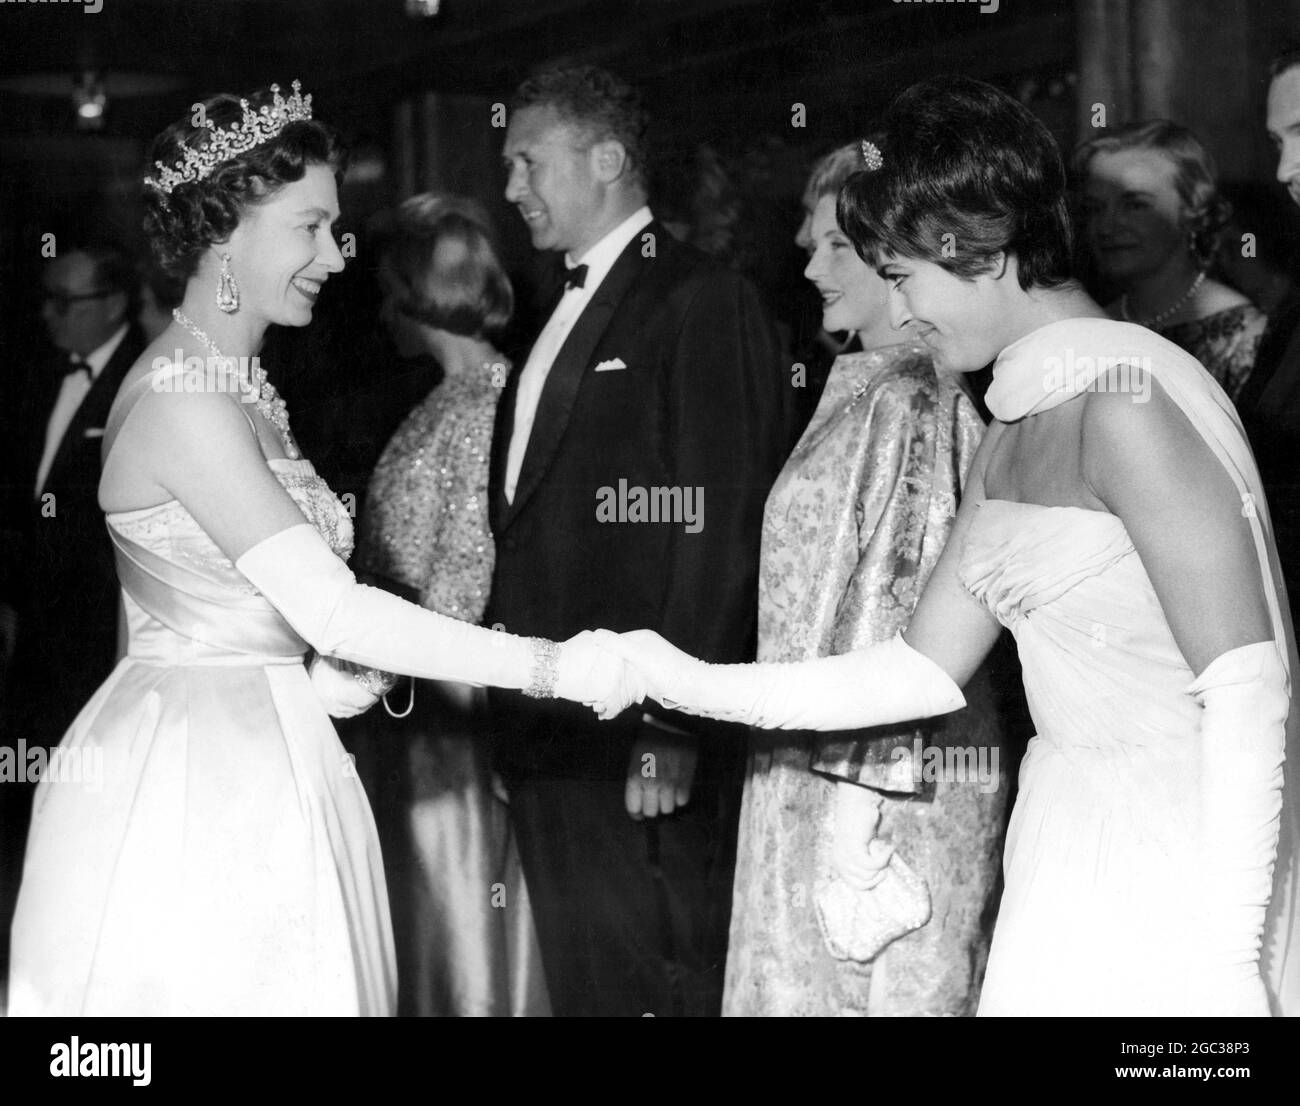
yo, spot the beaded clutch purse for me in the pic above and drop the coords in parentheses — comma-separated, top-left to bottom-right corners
(813, 850, 932, 963)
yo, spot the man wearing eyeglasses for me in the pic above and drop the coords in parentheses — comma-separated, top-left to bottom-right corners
(0, 242, 144, 980)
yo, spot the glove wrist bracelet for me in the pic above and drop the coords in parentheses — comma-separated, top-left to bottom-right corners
(524, 637, 560, 699)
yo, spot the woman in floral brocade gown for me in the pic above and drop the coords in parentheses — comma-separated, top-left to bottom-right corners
(721, 143, 1009, 1017)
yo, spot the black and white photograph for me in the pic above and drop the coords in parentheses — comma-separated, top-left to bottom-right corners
(0, 0, 1297, 1069)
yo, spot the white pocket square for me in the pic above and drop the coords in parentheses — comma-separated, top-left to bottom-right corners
(594, 358, 627, 372)
(83, 427, 105, 438)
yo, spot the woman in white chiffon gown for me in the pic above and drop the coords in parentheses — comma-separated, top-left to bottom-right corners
(606, 76, 1300, 1016)
(6, 82, 635, 1017)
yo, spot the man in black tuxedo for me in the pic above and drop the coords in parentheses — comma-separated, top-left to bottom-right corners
(0, 243, 143, 971)
(487, 66, 795, 1016)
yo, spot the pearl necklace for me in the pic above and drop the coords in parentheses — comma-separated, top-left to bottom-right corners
(172, 309, 299, 459)
(1120, 270, 1206, 329)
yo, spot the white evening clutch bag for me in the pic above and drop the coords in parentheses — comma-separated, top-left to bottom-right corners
(814, 850, 932, 963)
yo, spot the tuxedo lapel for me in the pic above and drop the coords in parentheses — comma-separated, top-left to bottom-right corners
(501, 233, 649, 529)
(42, 325, 140, 495)
(24, 363, 62, 457)
(10, 362, 60, 501)
(489, 371, 519, 536)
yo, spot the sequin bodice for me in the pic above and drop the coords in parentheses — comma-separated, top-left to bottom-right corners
(357, 372, 500, 623)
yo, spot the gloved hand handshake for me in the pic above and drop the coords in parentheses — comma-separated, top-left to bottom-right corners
(564, 627, 966, 735)
(555, 628, 702, 719)
(591, 628, 699, 709)
(553, 630, 644, 719)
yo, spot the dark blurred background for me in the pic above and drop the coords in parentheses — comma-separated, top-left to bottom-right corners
(2, 0, 1299, 500)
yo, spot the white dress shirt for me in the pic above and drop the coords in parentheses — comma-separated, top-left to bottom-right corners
(504, 205, 654, 503)
(35, 323, 128, 497)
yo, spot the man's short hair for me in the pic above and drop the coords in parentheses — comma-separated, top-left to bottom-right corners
(511, 65, 650, 186)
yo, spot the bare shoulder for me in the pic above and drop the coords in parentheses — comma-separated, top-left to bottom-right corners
(1080, 376, 1187, 462)
(101, 361, 266, 511)
(130, 376, 258, 453)
(108, 347, 173, 423)
(108, 368, 260, 477)
(1079, 377, 1239, 514)
(1080, 361, 1271, 669)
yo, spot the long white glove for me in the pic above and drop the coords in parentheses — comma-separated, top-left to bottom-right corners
(833, 781, 896, 890)
(1190, 640, 1289, 1014)
(236, 524, 637, 715)
(596, 629, 965, 731)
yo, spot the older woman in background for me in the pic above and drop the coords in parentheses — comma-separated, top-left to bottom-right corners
(354, 193, 548, 1016)
(720, 142, 1007, 1017)
(1074, 120, 1266, 401)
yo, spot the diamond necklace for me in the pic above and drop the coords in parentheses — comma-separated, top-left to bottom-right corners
(172, 308, 299, 459)
(1120, 270, 1206, 329)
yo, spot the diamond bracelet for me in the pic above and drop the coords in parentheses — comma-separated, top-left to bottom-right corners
(523, 638, 560, 699)
(347, 662, 398, 698)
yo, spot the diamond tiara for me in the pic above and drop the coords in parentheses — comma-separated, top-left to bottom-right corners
(144, 80, 313, 195)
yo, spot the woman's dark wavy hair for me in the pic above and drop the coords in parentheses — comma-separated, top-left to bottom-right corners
(374, 193, 513, 343)
(1071, 119, 1231, 270)
(838, 75, 1073, 290)
(143, 86, 348, 281)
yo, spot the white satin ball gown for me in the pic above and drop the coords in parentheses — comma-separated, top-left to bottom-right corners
(967, 320, 1300, 1016)
(8, 451, 397, 1016)
(8, 353, 615, 1016)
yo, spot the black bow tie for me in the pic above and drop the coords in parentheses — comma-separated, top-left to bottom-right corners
(64, 355, 90, 378)
(564, 263, 588, 290)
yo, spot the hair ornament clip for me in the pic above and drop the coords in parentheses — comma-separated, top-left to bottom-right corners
(861, 140, 884, 172)
(144, 80, 313, 194)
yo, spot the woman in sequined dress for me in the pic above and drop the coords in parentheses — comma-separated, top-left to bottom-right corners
(1074, 120, 1267, 402)
(719, 144, 1008, 1016)
(352, 194, 549, 1016)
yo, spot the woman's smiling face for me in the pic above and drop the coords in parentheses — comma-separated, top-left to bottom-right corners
(876, 252, 1006, 373)
(225, 162, 347, 327)
(803, 194, 891, 338)
(1080, 149, 1188, 286)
